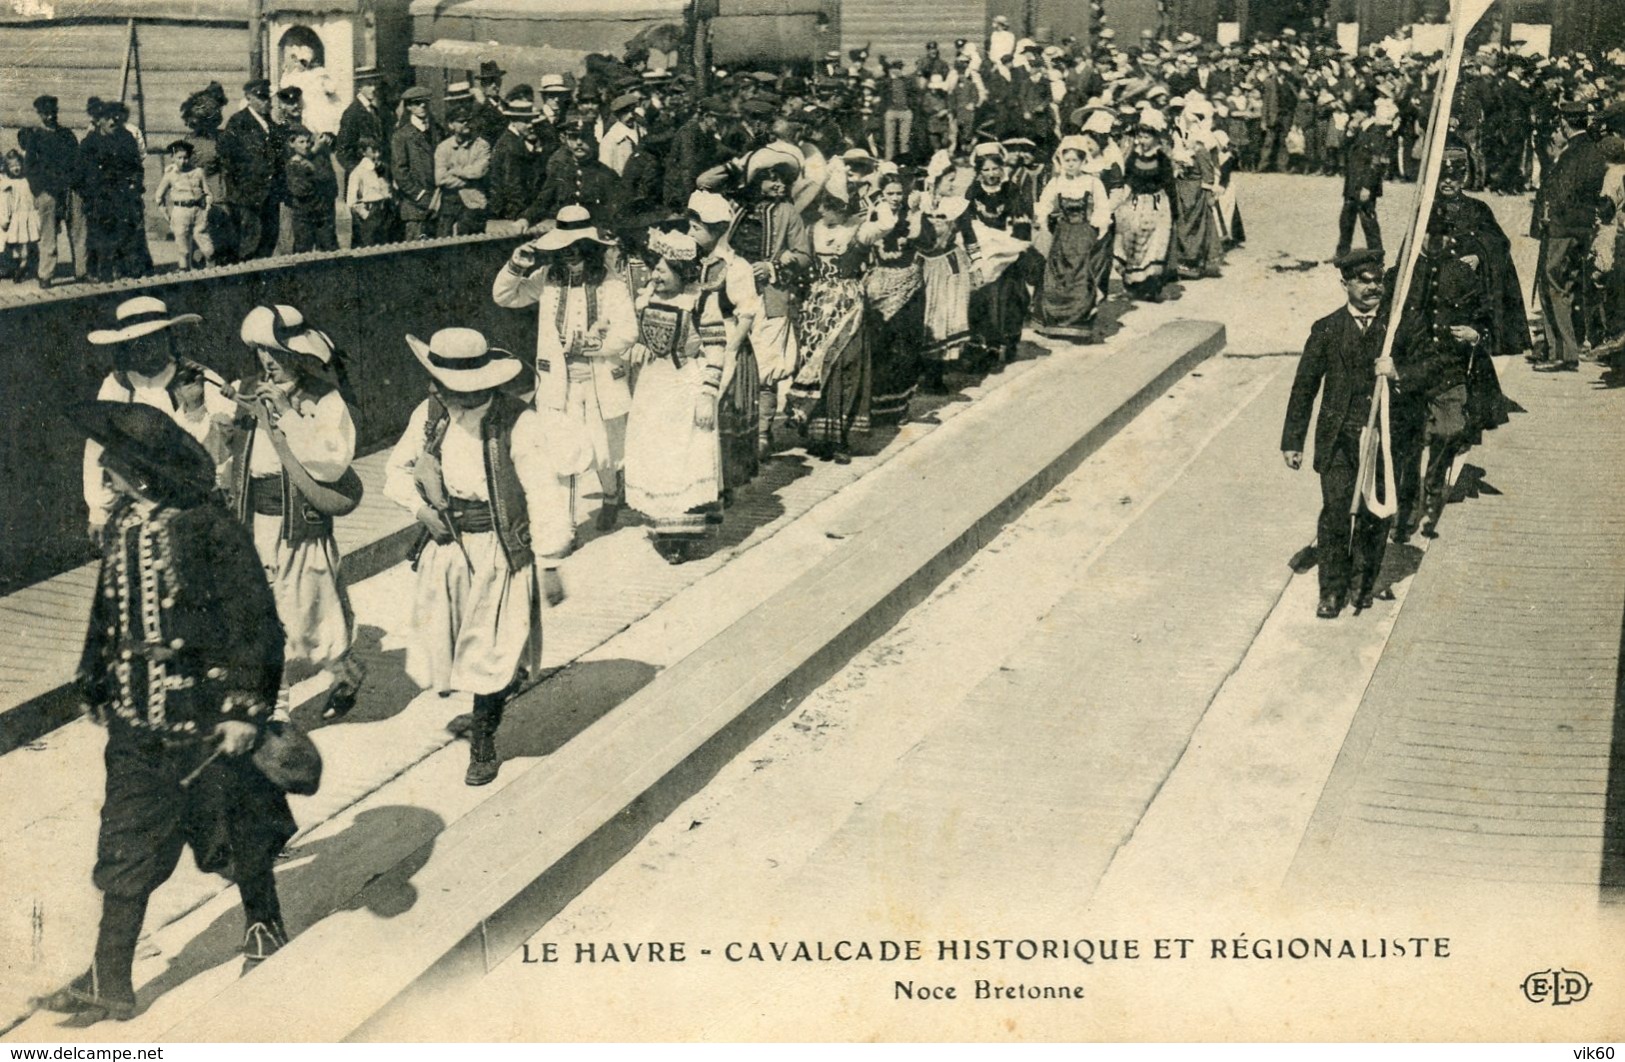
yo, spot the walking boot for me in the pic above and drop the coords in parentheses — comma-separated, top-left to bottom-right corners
(596, 471, 623, 532)
(34, 892, 148, 1021)
(465, 694, 503, 786)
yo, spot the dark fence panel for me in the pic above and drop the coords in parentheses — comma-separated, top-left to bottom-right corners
(0, 234, 534, 592)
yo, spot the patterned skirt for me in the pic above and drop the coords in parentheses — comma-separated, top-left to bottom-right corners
(790, 276, 870, 448)
(719, 346, 761, 490)
(921, 248, 972, 362)
(1114, 192, 1172, 286)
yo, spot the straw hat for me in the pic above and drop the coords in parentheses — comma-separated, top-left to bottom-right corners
(88, 296, 202, 346)
(407, 329, 522, 392)
(533, 204, 615, 252)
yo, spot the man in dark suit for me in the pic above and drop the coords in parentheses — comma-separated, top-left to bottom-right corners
(1336, 101, 1387, 259)
(1282, 249, 1395, 619)
(218, 79, 282, 260)
(1531, 101, 1609, 370)
(335, 75, 387, 177)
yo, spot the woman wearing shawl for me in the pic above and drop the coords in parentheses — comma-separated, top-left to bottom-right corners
(1034, 135, 1113, 341)
(863, 171, 929, 425)
(1171, 96, 1226, 280)
(964, 142, 1034, 369)
(1114, 108, 1176, 302)
(788, 174, 887, 461)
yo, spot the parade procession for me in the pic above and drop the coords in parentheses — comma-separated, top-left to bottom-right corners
(1, 0, 1625, 1046)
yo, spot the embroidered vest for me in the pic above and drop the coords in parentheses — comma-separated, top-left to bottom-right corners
(423, 392, 534, 571)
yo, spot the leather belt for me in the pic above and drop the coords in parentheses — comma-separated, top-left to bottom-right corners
(248, 476, 284, 516)
(445, 499, 495, 534)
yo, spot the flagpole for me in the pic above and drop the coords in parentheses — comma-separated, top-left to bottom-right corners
(1354, 0, 1496, 520)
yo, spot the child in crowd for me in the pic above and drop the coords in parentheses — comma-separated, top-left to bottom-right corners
(345, 138, 394, 248)
(153, 140, 214, 270)
(0, 150, 41, 282)
(285, 126, 338, 253)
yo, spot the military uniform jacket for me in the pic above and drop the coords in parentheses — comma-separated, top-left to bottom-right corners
(1282, 305, 1388, 474)
(219, 108, 281, 206)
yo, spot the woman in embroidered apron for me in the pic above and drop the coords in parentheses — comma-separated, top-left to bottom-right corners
(624, 229, 725, 563)
(219, 305, 364, 720)
(493, 204, 637, 533)
(1034, 135, 1114, 342)
(787, 184, 883, 462)
(687, 189, 762, 502)
(863, 173, 927, 427)
(1114, 110, 1176, 303)
(35, 403, 290, 1022)
(964, 143, 1034, 371)
(384, 329, 582, 786)
(916, 193, 979, 395)
(730, 146, 813, 459)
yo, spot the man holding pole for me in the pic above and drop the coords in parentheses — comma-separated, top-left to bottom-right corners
(1282, 249, 1396, 620)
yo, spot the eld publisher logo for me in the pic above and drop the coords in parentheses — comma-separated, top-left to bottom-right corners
(1522, 968, 1592, 1006)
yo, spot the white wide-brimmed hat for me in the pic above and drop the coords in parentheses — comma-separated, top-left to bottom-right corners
(407, 328, 522, 392)
(240, 303, 305, 350)
(532, 204, 614, 252)
(88, 295, 202, 345)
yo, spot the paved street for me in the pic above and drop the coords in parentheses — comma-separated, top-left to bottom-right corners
(5, 172, 1623, 1042)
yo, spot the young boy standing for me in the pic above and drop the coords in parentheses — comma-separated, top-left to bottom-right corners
(344, 137, 393, 248)
(153, 140, 214, 269)
(285, 125, 337, 253)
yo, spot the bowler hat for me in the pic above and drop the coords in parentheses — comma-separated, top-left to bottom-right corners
(478, 59, 506, 81)
(243, 78, 271, 99)
(33, 94, 57, 113)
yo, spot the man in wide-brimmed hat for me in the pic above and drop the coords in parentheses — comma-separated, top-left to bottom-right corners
(493, 204, 638, 533)
(35, 401, 290, 1023)
(82, 296, 234, 546)
(384, 328, 585, 785)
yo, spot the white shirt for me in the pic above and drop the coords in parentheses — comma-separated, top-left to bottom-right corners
(384, 397, 583, 564)
(598, 120, 640, 176)
(245, 386, 356, 482)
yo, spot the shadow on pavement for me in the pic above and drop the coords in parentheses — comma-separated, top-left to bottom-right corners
(295, 623, 412, 733)
(132, 804, 446, 1017)
(498, 658, 659, 762)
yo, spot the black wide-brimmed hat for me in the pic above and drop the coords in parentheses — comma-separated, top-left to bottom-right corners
(70, 401, 216, 504)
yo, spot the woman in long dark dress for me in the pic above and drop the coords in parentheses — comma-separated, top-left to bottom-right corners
(862, 173, 926, 427)
(964, 143, 1034, 369)
(1171, 98, 1225, 280)
(1034, 135, 1113, 341)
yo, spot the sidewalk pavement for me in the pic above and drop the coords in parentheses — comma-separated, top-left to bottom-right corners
(1, 295, 1227, 1039)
